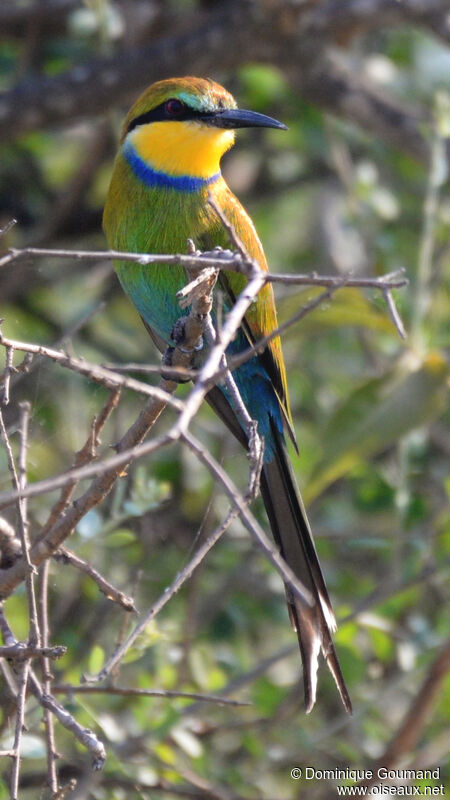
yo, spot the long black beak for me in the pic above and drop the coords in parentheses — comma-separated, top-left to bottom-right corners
(207, 107, 287, 130)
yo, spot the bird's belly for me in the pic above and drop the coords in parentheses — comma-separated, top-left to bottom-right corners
(117, 259, 282, 450)
(116, 260, 188, 345)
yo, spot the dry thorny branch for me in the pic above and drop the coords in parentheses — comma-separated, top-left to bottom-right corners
(0, 210, 408, 796)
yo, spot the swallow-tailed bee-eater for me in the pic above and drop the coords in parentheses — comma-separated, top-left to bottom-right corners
(103, 76, 351, 714)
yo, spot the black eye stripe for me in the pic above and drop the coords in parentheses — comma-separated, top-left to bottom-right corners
(126, 100, 211, 133)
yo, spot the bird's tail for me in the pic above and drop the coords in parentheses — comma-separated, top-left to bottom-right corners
(261, 421, 352, 713)
(206, 387, 351, 713)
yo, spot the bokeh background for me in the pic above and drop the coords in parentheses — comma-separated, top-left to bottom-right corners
(0, 1, 449, 798)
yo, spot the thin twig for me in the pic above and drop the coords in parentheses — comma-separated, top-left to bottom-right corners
(18, 401, 41, 648)
(0, 644, 66, 660)
(204, 315, 264, 497)
(53, 548, 136, 611)
(383, 288, 407, 340)
(225, 288, 334, 378)
(9, 660, 30, 800)
(0, 266, 267, 512)
(0, 611, 105, 770)
(207, 194, 250, 260)
(0, 332, 183, 411)
(38, 387, 121, 541)
(51, 684, 250, 706)
(1, 344, 14, 405)
(7, 301, 106, 391)
(29, 669, 106, 771)
(0, 407, 40, 646)
(38, 560, 59, 797)
(0, 219, 17, 238)
(176, 266, 219, 305)
(86, 505, 242, 683)
(101, 361, 198, 380)
(0, 245, 250, 272)
(0, 244, 408, 289)
(0, 267, 220, 601)
(182, 431, 313, 606)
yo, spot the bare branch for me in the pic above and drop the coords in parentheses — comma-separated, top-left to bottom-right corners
(7, 301, 107, 393)
(184, 560, 446, 714)
(0, 407, 41, 647)
(0, 218, 17, 238)
(38, 560, 59, 796)
(0, 245, 251, 272)
(207, 195, 251, 260)
(0, 258, 408, 516)
(9, 661, 30, 800)
(38, 388, 121, 540)
(87, 505, 244, 683)
(0, 244, 409, 289)
(383, 288, 407, 340)
(29, 669, 106, 771)
(53, 548, 136, 612)
(1, 345, 14, 406)
(1, 606, 105, 771)
(0, 331, 183, 411)
(0, 644, 66, 661)
(51, 684, 250, 707)
(0, 266, 219, 600)
(182, 431, 314, 606)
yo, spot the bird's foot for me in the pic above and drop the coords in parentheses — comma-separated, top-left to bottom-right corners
(162, 318, 203, 382)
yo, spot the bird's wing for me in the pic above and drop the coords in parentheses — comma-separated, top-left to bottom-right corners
(201, 183, 296, 447)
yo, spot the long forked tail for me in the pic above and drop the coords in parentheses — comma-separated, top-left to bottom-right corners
(261, 421, 352, 713)
(206, 387, 351, 713)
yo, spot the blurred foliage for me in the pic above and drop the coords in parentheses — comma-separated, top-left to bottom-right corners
(0, 2, 449, 799)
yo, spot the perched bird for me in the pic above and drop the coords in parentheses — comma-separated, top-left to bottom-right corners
(104, 76, 351, 714)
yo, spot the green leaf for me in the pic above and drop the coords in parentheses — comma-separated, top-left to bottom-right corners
(88, 644, 105, 674)
(305, 352, 448, 503)
(188, 645, 226, 691)
(367, 627, 395, 662)
(105, 529, 138, 547)
(122, 621, 162, 664)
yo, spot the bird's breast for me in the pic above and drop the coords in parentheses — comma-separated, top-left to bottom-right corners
(123, 138, 220, 194)
(127, 120, 234, 182)
(103, 155, 227, 344)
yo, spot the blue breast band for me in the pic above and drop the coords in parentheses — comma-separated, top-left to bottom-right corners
(123, 140, 221, 193)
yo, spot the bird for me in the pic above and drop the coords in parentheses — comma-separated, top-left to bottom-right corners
(103, 76, 352, 714)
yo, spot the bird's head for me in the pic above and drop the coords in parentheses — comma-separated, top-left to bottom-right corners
(121, 76, 287, 180)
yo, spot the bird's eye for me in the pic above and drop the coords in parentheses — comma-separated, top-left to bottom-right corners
(165, 99, 185, 118)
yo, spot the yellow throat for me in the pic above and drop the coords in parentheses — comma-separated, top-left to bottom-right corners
(128, 120, 235, 179)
